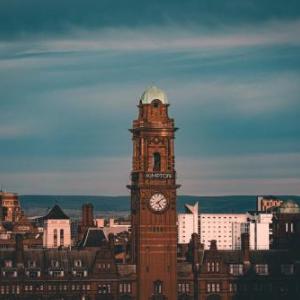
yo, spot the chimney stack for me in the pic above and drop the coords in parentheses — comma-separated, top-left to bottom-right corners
(209, 240, 217, 251)
(15, 234, 24, 266)
(82, 203, 94, 227)
(241, 232, 250, 263)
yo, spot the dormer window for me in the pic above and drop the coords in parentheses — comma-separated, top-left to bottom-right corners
(229, 264, 243, 276)
(74, 259, 82, 267)
(4, 260, 12, 268)
(28, 261, 36, 268)
(98, 284, 111, 294)
(207, 261, 220, 273)
(281, 264, 294, 275)
(255, 264, 268, 275)
(51, 260, 60, 268)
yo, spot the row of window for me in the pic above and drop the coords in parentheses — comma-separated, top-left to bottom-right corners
(2, 259, 85, 269)
(206, 262, 294, 275)
(0, 283, 133, 295)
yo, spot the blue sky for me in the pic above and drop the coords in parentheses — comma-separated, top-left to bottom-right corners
(0, 0, 299, 195)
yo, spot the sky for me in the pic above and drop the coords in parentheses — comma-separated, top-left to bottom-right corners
(0, 0, 300, 196)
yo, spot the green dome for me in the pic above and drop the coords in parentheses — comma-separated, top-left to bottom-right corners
(140, 86, 168, 104)
(278, 200, 300, 213)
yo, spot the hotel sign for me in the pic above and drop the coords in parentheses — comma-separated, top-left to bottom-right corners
(145, 173, 173, 179)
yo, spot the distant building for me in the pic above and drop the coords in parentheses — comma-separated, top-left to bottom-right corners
(247, 211, 273, 250)
(0, 191, 22, 223)
(178, 202, 199, 244)
(257, 196, 283, 212)
(199, 213, 248, 250)
(272, 200, 300, 249)
(43, 205, 71, 248)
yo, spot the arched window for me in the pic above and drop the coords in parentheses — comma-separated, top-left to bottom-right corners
(153, 152, 161, 171)
(53, 229, 58, 247)
(60, 229, 64, 246)
(153, 280, 163, 294)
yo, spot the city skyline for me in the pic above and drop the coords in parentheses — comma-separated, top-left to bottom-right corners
(0, 1, 300, 195)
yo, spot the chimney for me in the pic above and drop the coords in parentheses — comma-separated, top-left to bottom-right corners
(82, 203, 94, 227)
(15, 234, 24, 266)
(108, 233, 115, 250)
(190, 233, 201, 272)
(241, 232, 250, 263)
(209, 240, 217, 251)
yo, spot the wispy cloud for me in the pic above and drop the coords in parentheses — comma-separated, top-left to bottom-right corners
(1, 19, 300, 57)
(1, 154, 299, 195)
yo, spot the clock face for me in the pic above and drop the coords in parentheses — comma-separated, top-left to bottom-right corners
(149, 193, 168, 212)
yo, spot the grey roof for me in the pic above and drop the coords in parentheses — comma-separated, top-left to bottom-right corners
(43, 205, 69, 220)
(79, 228, 107, 248)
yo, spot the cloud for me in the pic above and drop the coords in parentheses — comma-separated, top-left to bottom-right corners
(0, 153, 299, 195)
(0, 124, 39, 139)
(1, 19, 300, 58)
(0, 0, 299, 39)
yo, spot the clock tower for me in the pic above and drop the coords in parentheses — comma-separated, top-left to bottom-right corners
(128, 86, 179, 300)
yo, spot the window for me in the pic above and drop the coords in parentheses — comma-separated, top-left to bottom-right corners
(255, 264, 268, 275)
(281, 264, 294, 275)
(28, 261, 36, 268)
(178, 283, 190, 293)
(60, 229, 64, 246)
(4, 260, 12, 268)
(153, 280, 163, 294)
(119, 283, 131, 293)
(153, 152, 161, 171)
(207, 283, 220, 293)
(51, 260, 60, 268)
(229, 283, 237, 293)
(53, 229, 58, 247)
(98, 284, 111, 294)
(229, 264, 243, 276)
(74, 260, 82, 267)
(207, 261, 219, 273)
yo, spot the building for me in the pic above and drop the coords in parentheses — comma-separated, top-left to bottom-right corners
(199, 213, 247, 250)
(1, 87, 300, 300)
(188, 233, 300, 300)
(178, 202, 199, 244)
(247, 212, 272, 250)
(272, 200, 300, 249)
(43, 205, 71, 249)
(0, 191, 22, 223)
(128, 86, 178, 300)
(257, 196, 283, 212)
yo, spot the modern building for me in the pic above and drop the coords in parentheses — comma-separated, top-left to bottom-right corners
(247, 212, 273, 250)
(199, 213, 247, 250)
(178, 202, 199, 244)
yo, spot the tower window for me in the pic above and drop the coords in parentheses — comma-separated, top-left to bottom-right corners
(60, 229, 64, 246)
(153, 152, 161, 171)
(53, 229, 58, 247)
(152, 99, 160, 108)
(153, 280, 163, 294)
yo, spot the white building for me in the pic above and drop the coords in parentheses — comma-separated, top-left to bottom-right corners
(199, 213, 247, 250)
(178, 202, 199, 244)
(247, 212, 273, 250)
(43, 205, 71, 248)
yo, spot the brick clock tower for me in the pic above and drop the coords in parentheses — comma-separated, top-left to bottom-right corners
(128, 86, 179, 300)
